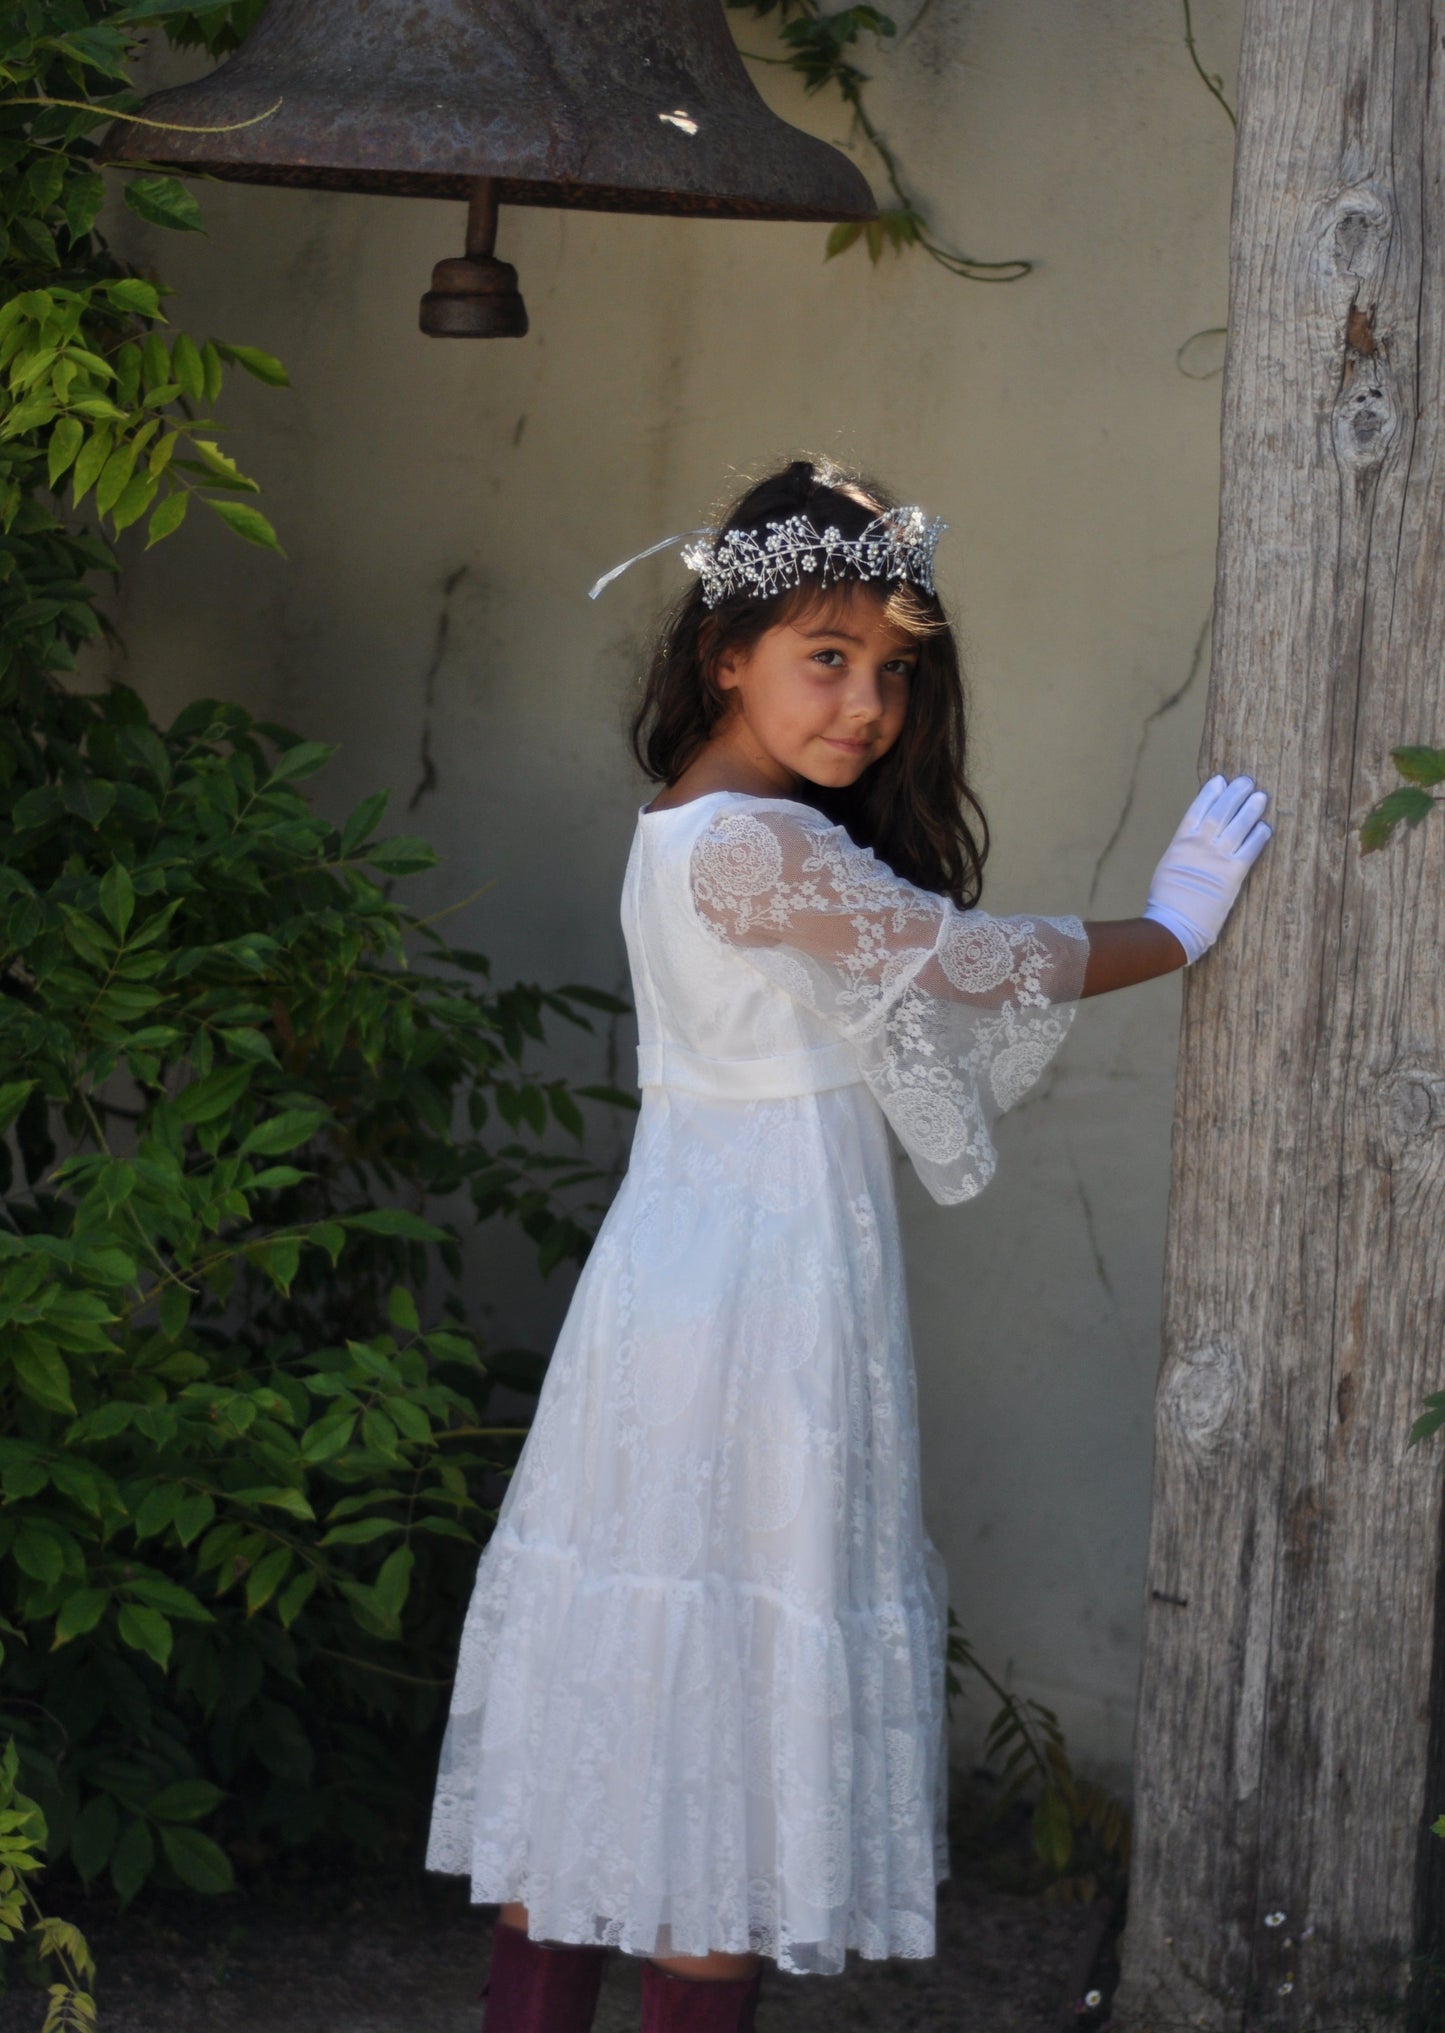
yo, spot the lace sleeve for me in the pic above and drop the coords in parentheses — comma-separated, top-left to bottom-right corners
(689, 802, 1089, 1205)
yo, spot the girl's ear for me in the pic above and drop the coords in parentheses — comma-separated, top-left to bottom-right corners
(701, 616, 739, 693)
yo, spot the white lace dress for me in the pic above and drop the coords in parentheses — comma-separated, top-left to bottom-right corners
(425, 791, 1089, 1976)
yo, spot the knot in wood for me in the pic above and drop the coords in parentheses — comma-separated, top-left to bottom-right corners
(1160, 1337, 1243, 1455)
(1334, 313, 1397, 471)
(1377, 1059, 1445, 1144)
(1321, 186, 1390, 278)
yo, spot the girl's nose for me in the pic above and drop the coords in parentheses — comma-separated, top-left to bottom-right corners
(845, 673, 885, 723)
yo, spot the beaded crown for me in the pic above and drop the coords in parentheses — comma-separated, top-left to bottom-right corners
(681, 506, 945, 609)
(588, 503, 946, 606)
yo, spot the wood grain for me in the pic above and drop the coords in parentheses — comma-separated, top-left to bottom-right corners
(1113, 3, 1445, 2026)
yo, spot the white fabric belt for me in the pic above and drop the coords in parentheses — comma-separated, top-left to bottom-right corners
(637, 1039, 864, 1101)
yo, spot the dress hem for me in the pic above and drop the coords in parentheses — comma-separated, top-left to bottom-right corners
(424, 1860, 955, 1977)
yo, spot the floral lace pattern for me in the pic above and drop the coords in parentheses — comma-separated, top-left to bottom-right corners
(690, 802, 1088, 1204)
(425, 794, 1087, 1976)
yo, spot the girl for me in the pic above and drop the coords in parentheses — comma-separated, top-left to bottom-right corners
(424, 457, 1271, 2031)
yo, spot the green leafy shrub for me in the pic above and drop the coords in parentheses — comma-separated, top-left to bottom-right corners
(2, 0, 294, 712)
(0, 683, 630, 1896)
(946, 1612, 1131, 1903)
(1, 0, 632, 1901)
(0, 1738, 96, 2031)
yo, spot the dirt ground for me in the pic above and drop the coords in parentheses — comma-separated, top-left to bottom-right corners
(0, 1790, 1121, 2033)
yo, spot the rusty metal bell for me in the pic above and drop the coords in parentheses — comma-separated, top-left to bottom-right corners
(97, 0, 876, 337)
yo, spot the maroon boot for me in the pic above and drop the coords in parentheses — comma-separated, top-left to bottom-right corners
(639, 1959, 763, 2033)
(480, 1917, 610, 2033)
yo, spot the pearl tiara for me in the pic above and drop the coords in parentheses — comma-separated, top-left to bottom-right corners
(588, 504, 946, 607)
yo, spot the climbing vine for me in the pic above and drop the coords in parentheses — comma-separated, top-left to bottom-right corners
(728, 0, 1032, 283)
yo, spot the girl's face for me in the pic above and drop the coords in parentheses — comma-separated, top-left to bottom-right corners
(710, 585, 917, 793)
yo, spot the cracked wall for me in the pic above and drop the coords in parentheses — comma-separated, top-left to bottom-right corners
(99, 0, 1244, 1785)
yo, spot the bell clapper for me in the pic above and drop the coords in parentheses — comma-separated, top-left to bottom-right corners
(419, 175, 529, 340)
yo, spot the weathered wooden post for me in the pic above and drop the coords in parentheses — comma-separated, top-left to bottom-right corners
(1112, 3, 1445, 2027)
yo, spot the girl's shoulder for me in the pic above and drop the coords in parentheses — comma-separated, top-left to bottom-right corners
(639, 788, 827, 830)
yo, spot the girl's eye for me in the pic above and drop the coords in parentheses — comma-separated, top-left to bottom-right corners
(811, 649, 846, 668)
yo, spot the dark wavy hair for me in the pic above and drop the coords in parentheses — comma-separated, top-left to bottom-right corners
(628, 456, 989, 908)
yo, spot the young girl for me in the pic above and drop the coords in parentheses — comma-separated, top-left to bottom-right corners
(424, 457, 1271, 2031)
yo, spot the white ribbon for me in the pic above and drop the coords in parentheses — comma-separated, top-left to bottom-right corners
(588, 529, 711, 601)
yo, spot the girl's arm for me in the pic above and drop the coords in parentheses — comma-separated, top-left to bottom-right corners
(1078, 773, 1272, 998)
(1079, 917, 1186, 998)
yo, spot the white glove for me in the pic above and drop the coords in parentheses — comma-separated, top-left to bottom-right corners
(1143, 774, 1272, 963)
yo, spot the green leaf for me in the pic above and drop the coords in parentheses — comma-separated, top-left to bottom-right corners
(244, 1545, 293, 1613)
(178, 436, 258, 492)
(346, 1209, 448, 1243)
(133, 1482, 183, 1541)
(1360, 784, 1434, 851)
(64, 172, 108, 245)
(110, 1816, 155, 1904)
(252, 1234, 300, 1295)
(159, 1284, 191, 1341)
(145, 1781, 225, 1825)
(340, 789, 389, 855)
(110, 469, 160, 533)
(1032, 1786, 1073, 1872)
(219, 1027, 279, 1065)
(238, 1109, 329, 1157)
(171, 332, 205, 402)
(373, 1544, 415, 1621)
(276, 1570, 319, 1628)
(320, 1517, 402, 1548)
(0, 1082, 36, 1137)
(387, 1286, 420, 1333)
(825, 220, 865, 259)
(125, 1574, 212, 1621)
(216, 341, 289, 387)
(117, 1603, 172, 1669)
(124, 176, 204, 235)
(1392, 745, 1445, 787)
(230, 1486, 315, 1522)
(98, 861, 135, 938)
(173, 1492, 215, 1547)
(266, 741, 333, 785)
(71, 428, 112, 507)
(13, 1523, 65, 1587)
(12, 1341, 75, 1415)
(308, 1220, 346, 1266)
(207, 497, 283, 552)
(158, 1824, 233, 1894)
(366, 835, 440, 875)
(104, 277, 162, 319)
(300, 1411, 355, 1464)
(47, 416, 84, 489)
(146, 490, 188, 546)
(174, 1064, 252, 1124)
(387, 1398, 431, 1448)
(70, 1794, 119, 1885)
(95, 440, 140, 517)
(53, 1590, 109, 1646)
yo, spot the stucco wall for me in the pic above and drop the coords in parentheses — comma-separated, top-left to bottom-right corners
(101, 0, 1244, 1786)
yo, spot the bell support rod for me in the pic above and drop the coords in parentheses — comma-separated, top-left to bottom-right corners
(466, 176, 499, 260)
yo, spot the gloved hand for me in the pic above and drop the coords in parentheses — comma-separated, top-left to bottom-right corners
(1143, 774, 1272, 963)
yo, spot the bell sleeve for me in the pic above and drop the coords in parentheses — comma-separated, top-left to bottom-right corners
(688, 801, 1089, 1206)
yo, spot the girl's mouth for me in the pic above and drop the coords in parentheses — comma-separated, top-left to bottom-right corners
(823, 737, 871, 753)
